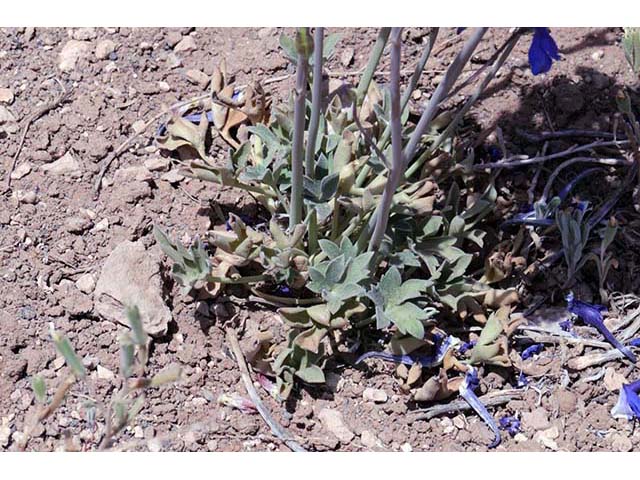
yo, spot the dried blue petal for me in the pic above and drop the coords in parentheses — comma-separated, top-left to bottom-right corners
(459, 367, 501, 448)
(517, 371, 528, 388)
(611, 379, 640, 420)
(275, 284, 292, 296)
(559, 319, 573, 332)
(558, 168, 601, 203)
(629, 338, 640, 347)
(487, 145, 503, 161)
(521, 343, 544, 360)
(225, 220, 232, 231)
(458, 340, 477, 355)
(566, 292, 637, 363)
(356, 336, 459, 369)
(499, 416, 521, 436)
(528, 27, 560, 75)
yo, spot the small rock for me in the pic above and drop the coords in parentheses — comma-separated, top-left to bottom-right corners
(0, 105, 18, 133)
(0, 87, 14, 104)
(340, 47, 354, 67)
(165, 53, 182, 69)
(52, 357, 66, 370)
(610, 433, 633, 452)
(555, 390, 578, 414)
(412, 89, 422, 100)
(513, 432, 528, 443)
(75, 273, 96, 294)
(161, 170, 184, 184)
(133, 426, 144, 438)
(165, 31, 183, 48)
(452, 415, 466, 429)
(65, 215, 93, 234)
(400, 442, 413, 452)
(157, 81, 171, 92)
(13, 190, 38, 204)
(441, 417, 456, 434)
(131, 120, 147, 135)
(363, 387, 388, 403)
(0, 424, 11, 448)
(360, 430, 380, 449)
(94, 240, 171, 337)
(318, 408, 354, 444)
(174, 36, 197, 53)
(522, 407, 550, 431)
(185, 69, 210, 89)
(97, 365, 114, 380)
(70, 27, 97, 40)
(10, 162, 32, 180)
(95, 39, 117, 60)
(147, 438, 162, 452)
(93, 218, 109, 232)
(534, 425, 559, 450)
(41, 152, 82, 177)
(591, 50, 604, 61)
(604, 367, 627, 392)
(58, 40, 90, 72)
(144, 157, 171, 172)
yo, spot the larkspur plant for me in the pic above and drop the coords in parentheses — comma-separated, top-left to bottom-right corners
(153, 27, 561, 444)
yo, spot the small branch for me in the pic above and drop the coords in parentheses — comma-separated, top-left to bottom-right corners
(37, 374, 76, 422)
(473, 139, 630, 171)
(226, 328, 306, 452)
(305, 27, 324, 179)
(5, 79, 70, 192)
(355, 28, 391, 105)
(516, 128, 620, 143)
(409, 388, 523, 422)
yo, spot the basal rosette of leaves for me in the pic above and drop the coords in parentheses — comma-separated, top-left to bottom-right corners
(154, 28, 532, 399)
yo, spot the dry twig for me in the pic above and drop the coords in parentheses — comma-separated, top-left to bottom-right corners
(226, 328, 306, 452)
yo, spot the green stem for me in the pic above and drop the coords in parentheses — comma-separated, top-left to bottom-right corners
(355, 28, 439, 188)
(369, 28, 403, 252)
(308, 207, 318, 255)
(305, 27, 324, 179)
(208, 274, 269, 285)
(290, 28, 310, 230)
(355, 28, 391, 105)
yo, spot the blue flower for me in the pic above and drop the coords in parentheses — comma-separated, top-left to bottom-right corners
(458, 340, 477, 355)
(528, 28, 560, 75)
(355, 336, 458, 369)
(629, 338, 640, 347)
(611, 379, 640, 420)
(521, 343, 544, 360)
(459, 367, 501, 448)
(499, 416, 521, 436)
(559, 319, 573, 332)
(566, 292, 637, 363)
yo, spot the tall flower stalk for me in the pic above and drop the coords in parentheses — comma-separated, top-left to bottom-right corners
(305, 27, 324, 179)
(290, 28, 312, 229)
(355, 28, 391, 105)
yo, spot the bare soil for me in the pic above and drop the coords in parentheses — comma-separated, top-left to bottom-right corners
(1, 27, 639, 452)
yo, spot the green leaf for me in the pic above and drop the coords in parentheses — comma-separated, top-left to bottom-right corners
(295, 364, 325, 384)
(387, 303, 427, 339)
(31, 375, 47, 403)
(126, 305, 148, 346)
(50, 326, 86, 379)
(318, 239, 341, 259)
(319, 173, 340, 202)
(344, 252, 373, 284)
(325, 255, 347, 284)
(391, 278, 430, 306)
(322, 33, 342, 60)
(379, 266, 402, 303)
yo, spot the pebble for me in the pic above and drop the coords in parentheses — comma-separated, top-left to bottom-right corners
(610, 433, 633, 452)
(555, 390, 578, 414)
(185, 69, 210, 89)
(144, 157, 170, 172)
(58, 40, 90, 72)
(174, 36, 197, 53)
(14, 190, 38, 204)
(363, 387, 388, 403)
(400, 442, 413, 452)
(360, 430, 380, 449)
(148, 438, 162, 452)
(133, 426, 144, 438)
(534, 425, 559, 451)
(157, 81, 171, 92)
(340, 47, 354, 67)
(591, 49, 604, 61)
(95, 39, 117, 60)
(161, 170, 184, 184)
(41, 152, 82, 177)
(412, 89, 422, 100)
(604, 367, 627, 392)
(97, 365, 115, 380)
(452, 415, 466, 429)
(165, 53, 182, 69)
(0, 87, 14, 104)
(93, 218, 109, 232)
(165, 31, 183, 48)
(10, 162, 32, 180)
(318, 408, 355, 443)
(522, 407, 551, 431)
(65, 215, 93, 234)
(75, 273, 96, 294)
(131, 119, 147, 134)
(70, 27, 97, 40)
